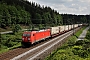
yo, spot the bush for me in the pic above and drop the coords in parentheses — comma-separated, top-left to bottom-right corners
(67, 36, 76, 46)
(87, 48, 90, 53)
(1, 35, 7, 40)
(85, 29, 90, 40)
(72, 46, 88, 58)
(72, 46, 82, 55)
(74, 40, 85, 45)
(12, 24, 22, 34)
(86, 32, 90, 40)
(78, 50, 88, 58)
(3, 35, 20, 47)
(73, 46, 82, 50)
(0, 44, 8, 50)
(83, 43, 90, 50)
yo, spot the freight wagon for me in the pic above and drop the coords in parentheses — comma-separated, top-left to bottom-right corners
(59, 26, 64, 33)
(50, 26, 60, 37)
(64, 25, 69, 32)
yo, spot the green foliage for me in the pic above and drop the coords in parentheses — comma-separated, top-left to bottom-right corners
(72, 46, 88, 58)
(79, 50, 88, 58)
(73, 46, 82, 50)
(67, 36, 76, 45)
(0, 0, 64, 28)
(0, 3, 31, 28)
(0, 32, 22, 53)
(72, 46, 82, 55)
(75, 40, 85, 45)
(39, 24, 43, 29)
(12, 24, 22, 34)
(85, 29, 90, 40)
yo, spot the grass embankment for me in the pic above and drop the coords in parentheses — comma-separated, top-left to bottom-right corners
(45, 26, 90, 60)
(0, 32, 23, 54)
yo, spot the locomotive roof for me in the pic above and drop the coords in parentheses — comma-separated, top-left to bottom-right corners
(23, 29, 50, 33)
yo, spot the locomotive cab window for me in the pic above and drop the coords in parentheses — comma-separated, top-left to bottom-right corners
(23, 34, 26, 36)
(27, 34, 30, 37)
(23, 34, 30, 37)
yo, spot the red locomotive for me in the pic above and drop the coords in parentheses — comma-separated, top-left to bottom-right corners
(22, 29, 51, 46)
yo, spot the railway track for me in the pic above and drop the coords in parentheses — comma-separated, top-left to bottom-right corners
(0, 27, 80, 60)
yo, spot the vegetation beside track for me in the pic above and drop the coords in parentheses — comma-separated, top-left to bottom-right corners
(45, 26, 90, 60)
(0, 32, 22, 54)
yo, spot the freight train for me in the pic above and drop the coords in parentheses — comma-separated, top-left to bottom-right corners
(22, 24, 82, 46)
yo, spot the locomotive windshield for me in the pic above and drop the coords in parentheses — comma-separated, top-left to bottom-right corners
(23, 34, 30, 37)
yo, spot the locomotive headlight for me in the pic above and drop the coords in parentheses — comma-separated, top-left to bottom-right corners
(28, 38, 30, 40)
(22, 38, 24, 40)
(22, 38, 24, 41)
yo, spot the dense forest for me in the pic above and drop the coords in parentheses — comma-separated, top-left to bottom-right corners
(0, 0, 90, 29)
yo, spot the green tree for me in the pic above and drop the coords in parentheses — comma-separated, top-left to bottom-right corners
(80, 16, 87, 23)
(12, 24, 22, 34)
